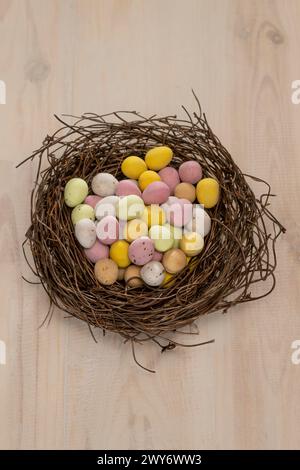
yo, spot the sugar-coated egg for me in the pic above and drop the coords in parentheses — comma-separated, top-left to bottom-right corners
(179, 161, 202, 184)
(142, 205, 166, 227)
(94, 258, 118, 285)
(116, 180, 142, 197)
(84, 240, 109, 263)
(180, 231, 204, 256)
(118, 268, 126, 280)
(75, 218, 96, 248)
(116, 195, 145, 221)
(64, 178, 88, 207)
(71, 204, 95, 225)
(96, 215, 119, 245)
(138, 170, 161, 191)
(174, 182, 196, 202)
(123, 218, 148, 242)
(95, 195, 119, 220)
(149, 225, 173, 252)
(196, 178, 220, 208)
(110, 240, 130, 268)
(142, 181, 170, 205)
(162, 248, 187, 274)
(158, 167, 180, 195)
(145, 146, 173, 171)
(140, 261, 165, 286)
(152, 250, 163, 261)
(124, 265, 143, 287)
(128, 236, 155, 265)
(164, 224, 183, 248)
(121, 156, 147, 179)
(185, 205, 211, 237)
(91, 173, 118, 197)
(84, 195, 102, 209)
(161, 271, 175, 288)
(165, 198, 193, 227)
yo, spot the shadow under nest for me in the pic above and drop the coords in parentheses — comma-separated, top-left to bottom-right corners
(18, 95, 285, 372)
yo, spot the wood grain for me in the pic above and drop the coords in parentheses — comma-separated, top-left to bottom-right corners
(0, 0, 299, 450)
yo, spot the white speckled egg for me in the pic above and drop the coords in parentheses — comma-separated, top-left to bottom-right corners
(75, 218, 96, 248)
(91, 173, 118, 197)
(140, 261, 165, 286)
(95, 195, 119, 220)
(185, 205, 211, 237)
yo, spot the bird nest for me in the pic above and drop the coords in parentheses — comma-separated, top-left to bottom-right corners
(18, 95, 285, 371)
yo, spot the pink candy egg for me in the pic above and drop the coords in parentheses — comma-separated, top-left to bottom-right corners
(116, 180, 142, 197)
(158, 167, 180, 195)
(166, 198, 193, 227)
(84, 240, 109, 263)
(85, 195, 102, 209)
(128, 236, 155, 265)
(142, 181, 170, 205)
(152, 250, 163, 261)
(96, 215, 119, 245)
(179, 161, 202, 184)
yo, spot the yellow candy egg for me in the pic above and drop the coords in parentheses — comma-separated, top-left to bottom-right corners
(161, 272, 175, 288)
(180, 232, 204, 256)
(142, 205, 166, 227)
(121, 156, 147, 179)
(123, 218, 148, 242)
(196, 178, 220, 208)
(145, 146, 173, 171)
(110, 240, 130, 268)
(138, 170, 161, 191)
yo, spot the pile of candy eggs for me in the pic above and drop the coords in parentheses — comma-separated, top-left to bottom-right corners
(64, 146, 220, 288)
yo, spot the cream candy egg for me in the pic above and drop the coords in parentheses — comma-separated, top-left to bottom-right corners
(128, 236, 155, 265)
(149, 225, 173, 252)
(123, 218, 148, 242)
(158, 166, 180, 195)
(164, 223, 183, 248)
(84, 240, 109, 263)
(75, 218, 96, 248)
(185, 205, 211, 237)
(124, 265, 143, 287)
(140, 261, 165, 286)
(64, 178, 88, 208)
(71, 204, 95, 225)
(174, 182, 196, 202)
(180, 231, 204, 256)
(96, 215, 119, 245)
(94, 258, 118, 286)
(179, 161, 202, 184)
(95, 196, 119, 220)
(84, 195, 102, 209)
(162, 248, 187, 274)
(116, 180, 142, 197)
(91, 172, 118, 197)
(117, 195, 145, 221)
(142, 181, 170, 205)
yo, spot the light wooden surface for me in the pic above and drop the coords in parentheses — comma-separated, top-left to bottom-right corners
(0, 0, 299, 450)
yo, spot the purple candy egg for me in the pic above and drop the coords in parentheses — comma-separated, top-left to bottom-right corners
(116, 180, 142, 197)
(128, 236, 155, 265)
(158, 167, 180, 195)
(84, 240, 109, 263)
(179, 161, 202, 184)
(142, 181, 170, 205)
(152, 250, 163, 261)
(96, 215, 119, 245)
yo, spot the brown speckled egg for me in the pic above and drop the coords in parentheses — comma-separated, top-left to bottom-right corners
(124, 265, 143, 287)
(162, 248, 187, 274)
(174, 182, 196, 202)
(94, 258, 118, 285)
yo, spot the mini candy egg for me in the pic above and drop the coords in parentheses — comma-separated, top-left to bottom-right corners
(158, 166, 180, 195)
(138, 170, 161, 191)
(140, 261, 165, 286)
(166, 198, 193, 227)
(123, 218, 148, 242)
(128, 236, 155, 265)
(75, 218, 96, 248)
(118, 268, 126, 280)
(84, 195, 102, 209)
(174, 182, 196, 202)
(162, 248, 187, 274)
(96, 215, 119, 245)
(116, 180, 142, 197)
(64, 178, 88, 208)
(185, 205, 211, 237)
(180, 231, 204, 256)
(152, 250, 163, 261)
(196, 178, 220, 208)
(110, 240, 130, 268)
(179, 161, 202, 184)
(124, 265, 143, 287)
(142, 181, 170, 205)
(145, 146, 173, 171)
(71, 204, 95, 225)
(91, 172, 118, 197)
(164, 223, 183, 248)
(161, 271, 175, 288)
(84, 240, 109, 263)
(95, 195, 119, 220)
(142, 205, 166, 227)
(94, 258, 118, 286)
(149, 225, 173, 252)
(121, 156, 147, 179)
(116, 195, 145, 221)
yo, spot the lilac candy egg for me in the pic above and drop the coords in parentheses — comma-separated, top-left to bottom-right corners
(116, 180, 142, 197)
(179, 161, 202, 184)
(158, 167, 180, 195)
(84, 240, 109, 263)
(96, 215, 119, 245)
(152, 250, 163, 261)
(142, 181, 170, 205)
(166, 198, 193, 227)
(128, 236, 155, 265)
(85, 195, 102, 209)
